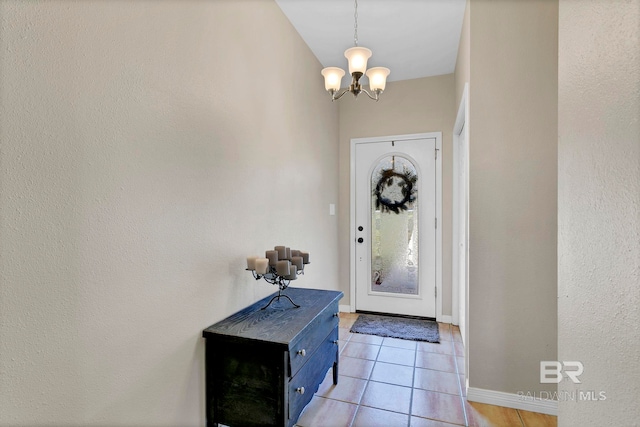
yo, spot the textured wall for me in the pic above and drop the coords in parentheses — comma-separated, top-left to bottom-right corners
(337, 74, 456, 316)
(467, 0, 558, 395)
(0, 1, 339, 425)
(558, 0, 640, 425)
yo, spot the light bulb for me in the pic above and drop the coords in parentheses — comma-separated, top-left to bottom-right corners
(344, 47, 372, 75)
(366, 67, 390, 92)
(321, 67, 345, 92)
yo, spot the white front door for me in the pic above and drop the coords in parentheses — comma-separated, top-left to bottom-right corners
(353, 135, 438, 318)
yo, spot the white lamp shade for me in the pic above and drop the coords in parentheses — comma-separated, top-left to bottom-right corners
(321, 67, 345, 92)
(344, 46, 372, 75)
(366, 67, 391, 91)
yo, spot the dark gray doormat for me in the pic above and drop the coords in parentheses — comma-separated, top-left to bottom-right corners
(350, 314, 440, 343)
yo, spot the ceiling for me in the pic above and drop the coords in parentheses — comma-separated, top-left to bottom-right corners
(275, 0, 467, 83)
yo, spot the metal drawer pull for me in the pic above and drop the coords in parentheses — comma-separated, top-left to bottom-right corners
(297, 349, 306, 357)
(296, 387, 305, 395)
(333, 312, 339, 317)
(333, 340, 338, 345)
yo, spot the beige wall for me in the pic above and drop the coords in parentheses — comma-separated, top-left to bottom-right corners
(337, 75, 456, 316)
(558, 0, 640, 425)
(0, 1, 339, 425)
(466, 0, 558, 394)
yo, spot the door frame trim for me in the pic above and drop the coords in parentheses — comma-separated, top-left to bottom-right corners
(349, 132, 443, 320)
(453, 83, 470, 386)
(452, 83, 469, 329)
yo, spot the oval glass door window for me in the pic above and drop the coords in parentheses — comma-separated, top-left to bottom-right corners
(370, 155, 419, 295)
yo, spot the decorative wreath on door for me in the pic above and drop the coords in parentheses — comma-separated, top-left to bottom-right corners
(373, 167, 418, 214)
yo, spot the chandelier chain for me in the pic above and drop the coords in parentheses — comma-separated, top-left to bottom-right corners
(354, 0, 358, 46)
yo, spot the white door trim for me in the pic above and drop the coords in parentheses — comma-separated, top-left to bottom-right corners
(349, 132, 443, 320)
(452, 84, 469, 326)
(452, 83, 470, 382)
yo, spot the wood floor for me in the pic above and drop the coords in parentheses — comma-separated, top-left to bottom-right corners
(296, 313, 557, 427)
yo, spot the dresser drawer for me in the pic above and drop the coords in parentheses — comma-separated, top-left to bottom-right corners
(288, 327, 339, 423)
(288, 301, 339, 377)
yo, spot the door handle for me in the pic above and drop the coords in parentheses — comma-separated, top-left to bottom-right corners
(357, 237, 364, 243)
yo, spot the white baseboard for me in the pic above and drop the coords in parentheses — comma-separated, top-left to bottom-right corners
(467, 387, 557, 416)
(339, 304, 352, 313)
(438, 314, 452, 324)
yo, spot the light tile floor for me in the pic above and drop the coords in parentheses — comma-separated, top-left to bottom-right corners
(296, 313, 557, 427)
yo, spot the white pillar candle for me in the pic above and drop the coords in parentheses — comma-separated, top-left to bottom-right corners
(266, 250, 278, 266)
(300, 251, 310, 264)
(275, 246, 286, 260)
(285, 247, 291, 260)
(255, 258, 269, 274)
(285, 265, 297, 280)
(291, 249, 300, 258)
(291, 256, 303, 271)
(276, 260, 291, 276)
(246, 256, 259, 270)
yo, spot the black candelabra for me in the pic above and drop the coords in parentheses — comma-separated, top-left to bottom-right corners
(246, 246, 310, 309)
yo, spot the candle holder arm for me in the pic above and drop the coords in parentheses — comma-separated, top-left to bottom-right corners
(260, 289, 300, 310)
(246, 259, 309, 309)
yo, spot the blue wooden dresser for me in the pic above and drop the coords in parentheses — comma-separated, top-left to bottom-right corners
(202, 288, 343, 427)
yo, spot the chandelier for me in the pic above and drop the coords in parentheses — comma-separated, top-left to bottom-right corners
(321, 0, 390, 101)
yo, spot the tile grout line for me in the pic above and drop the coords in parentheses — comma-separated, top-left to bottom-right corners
(448, 327, 470, 427)
(339, 318, 359, 427)
(412, 325, 467, 427)
(406, 342, 418, 427)
(348, 338, 380, 427)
